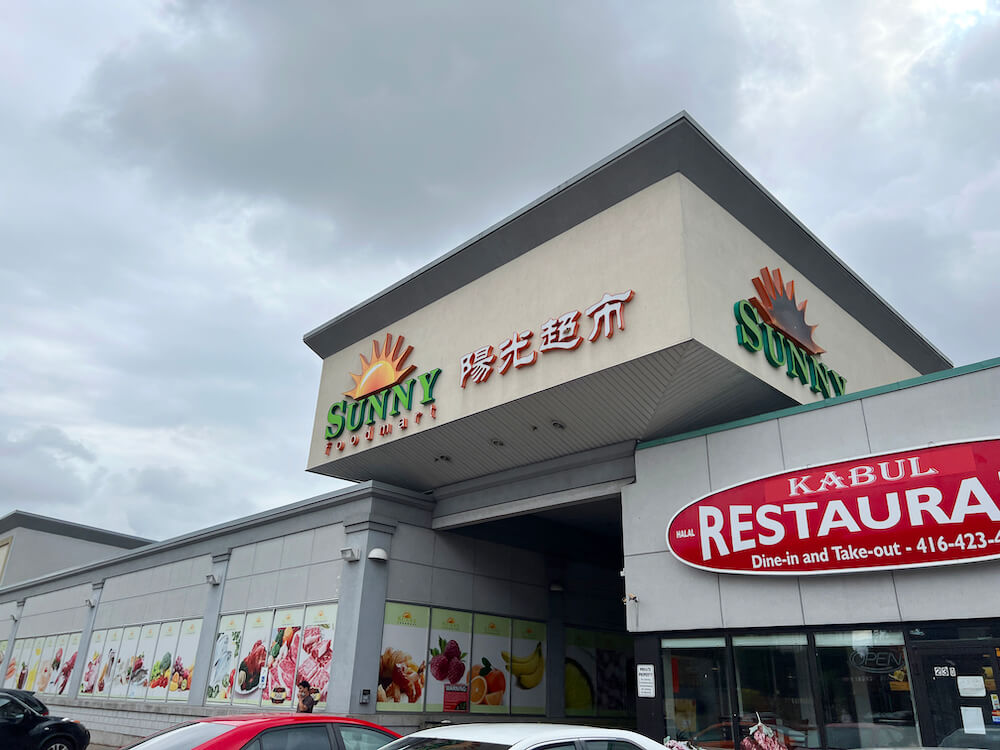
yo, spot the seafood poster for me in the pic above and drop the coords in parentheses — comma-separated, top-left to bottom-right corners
(5, 639, 27, 689)
(53, 633, 81, 695)
(109, 627, 141, 699)
(127, 623, 162, 699)
(35, 635, 58, 696)
(24, 637, 45, 692)
(40, 633, 69, 695)
(233, 610, 274, 706)
(262, 607, 304, 708)
(206, 613, 244, 704)
(510, 620, 546, 715)
(167, 619, 202, 702)
(470, 614, 510, 715)
(564, 627, 597, 716)
(95, 627, 124, 698)
(425, 608, 471, 713)
(79, 630, 106, 696)
(146, 620, 181, 701)
(377, 603, 429, 712)
(596, 631, 631, 717)
(296, 603, 336, 710)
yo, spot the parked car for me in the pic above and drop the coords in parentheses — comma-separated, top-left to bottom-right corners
(381, 723, 669, 750)
(121, 714, 399, 750)
(0, 688, 91, 750)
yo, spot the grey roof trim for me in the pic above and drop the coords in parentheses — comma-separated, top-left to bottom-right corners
(0, 510, 151, 549)
(303, 112, 949, 375)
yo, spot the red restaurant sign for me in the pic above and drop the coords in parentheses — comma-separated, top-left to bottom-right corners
(666, 438, 1000, 575)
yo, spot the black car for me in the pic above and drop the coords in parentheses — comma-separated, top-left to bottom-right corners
(0, 688, 90, 750)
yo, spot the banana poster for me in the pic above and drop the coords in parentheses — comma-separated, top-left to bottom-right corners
(510, 620, 546, 714)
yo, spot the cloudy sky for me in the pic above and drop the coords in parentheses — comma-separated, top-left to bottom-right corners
(1, 1, 997, 539)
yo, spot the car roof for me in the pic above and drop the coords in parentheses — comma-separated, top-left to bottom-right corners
(197, 714, 399, 734)
(404, 723, 657, 746)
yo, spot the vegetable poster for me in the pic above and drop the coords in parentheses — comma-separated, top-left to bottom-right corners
(96, 627, 124, 698)
(564, 627, 597, 716)
(35, 636, 58, 696)
(79, 630, 106, 696)
(24, 637, 45, 691)
(262, 608, 303, 708)
(295, 603, 335, 710)
(147, 620, 181, 700)
(127, 624, 162, 699)
(53, 633, 80, 695)
(470, 614, 510, 714)
(377, 603, 428, 712)
(206, 613, 244, 704)
(425, 608, 471, 713)
(233, 610, 274, 706)
(167, 619, 201, 701)
(110, 627, 141, 699)
(510, 620, 546, 715)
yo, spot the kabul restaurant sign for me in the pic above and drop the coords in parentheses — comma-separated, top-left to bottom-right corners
(666, 438, 1000, 575)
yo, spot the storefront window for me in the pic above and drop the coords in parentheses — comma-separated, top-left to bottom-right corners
(661, 638, 732, 746)
(732, 634, 820, 749)
(814, 631, 919, 749)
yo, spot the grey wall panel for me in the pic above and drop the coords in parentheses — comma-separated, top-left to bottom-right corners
(892, 563, 1000, 621)
(276, 568, 309, 606)
(510, 582, 548, 620)
(228, 545, 254, 577)
(384, 561, 432, 603)
(2, 528, 127, 588)
(252, 538, 283, 574)
(311, 524, 347, 563)
(507, 549, 546, 585)
(719, 575, 804, 627)
(0, 601, 16, 640)
(472, 540, 512, 579)
(220, 577, 250, 613)
(305, 561, 342, 602)
(432, 532, 477, 571)
(624, 552, 723, 630)
(245, 572, 279, 609)
(390, 524, 435, 566)
(280, 530, 315, 569)
(472, 575, 512, 614)
(706, 421, 785, 489)
(799, 572, 900, 625)
(778, 400, 871, 469)
(429, 568, 474, 609)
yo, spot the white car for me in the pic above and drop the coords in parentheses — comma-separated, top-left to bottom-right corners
(381, 723, 667, 750)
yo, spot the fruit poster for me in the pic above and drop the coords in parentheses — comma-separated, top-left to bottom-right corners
(95, 627, 124, 698)
(35, 635, 58, 696)
(425, 608, 472, 712)
(596, 631, 631, 716)
(7, 639, 28, 689)
(167, 619, 201, 702)
(565, 627, 597, 716)
(295, 603, 335, 710)
(0, 641, 6, 677)
(79, 630, 106, 696)
(40, 633, 69, 695)
(0, 639, 10, 688)
(262, 608, 304, 708)
(510, 620, 546, 714)
(127, 623, 162, 699)
(470, 614, 510, 714)
(377, 603, 429, 712)
(233, 610, 274, 706)
(146, 620, 181, 700)
(53, 633, 81, 695)
(24, 636, 45, 691)
(206, 613, 244, 704)
(109, 627, 141, 699)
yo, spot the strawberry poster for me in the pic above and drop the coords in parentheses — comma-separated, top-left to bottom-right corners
(109, 627, 141, 699)
(262, 608, 303, 708)
(146, 620, 181, 700)
(35, 635, 58, 696)
(24, 637, 45, 691)
(206, 613, 244, 704)
(470, 614, 510, 714)
(79, 630, 106, 696)
(95, 627, 124, 698)
(53, 633, 80, 695)
(127, 624, 162, 699)
(565, 627, 597, 716)
(233, 610, 273, 706)
(167, 619, 201, 701)
(510, 620, 546, 714)
(425, 608, 471, 713)
(377, 603, 428, 712)
(295, 603, 335, 710)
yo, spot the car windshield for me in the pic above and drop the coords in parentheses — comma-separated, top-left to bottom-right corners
(121, 721, 237, 750)
(382, 738, 512, 750)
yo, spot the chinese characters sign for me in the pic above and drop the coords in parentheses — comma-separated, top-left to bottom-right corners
(460, 290, 635, 388)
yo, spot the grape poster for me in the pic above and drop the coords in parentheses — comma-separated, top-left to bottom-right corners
(377, 603, 428, 712)
(470, 614, 510, 715)
(510, 620, 546, 714)
(206, 613, 244, 704)
(425, 608, 471, 713)
(233, 610, 273, 706)
(295, 604, 335, 710)
(167, 619, 202, 702)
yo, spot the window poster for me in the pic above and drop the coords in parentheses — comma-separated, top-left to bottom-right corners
(470, 614, 511, 715)
(426, 608, 472, 713)
(53, 633, 81, 696)
(167, 619, 202, 702)
(565, 627, 597, 716)
(1, 639, 19, 688)
(510, 620, 546, 715)
(35, 635, 58, 696)
(8, 639, 29, 689)
(262, 608, 304, 708)
(296, 604, 335, 710)
(41, 633, 70, 695)
(146, 620, 181, 700)
(24, 637, 45, 692)
(0, 641, 6, 674)
(128, 623, 162, 699)
(206, 613, 244, 704)
(233, 610, 274, 706)
(109, 627, 141, 699)
(377, 603, 429, 712)
(95, 627, 124, 698)
(596, 631, 631, 717)
(79, 630, 106, 696)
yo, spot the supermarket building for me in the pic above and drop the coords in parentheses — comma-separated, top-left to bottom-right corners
(2, 113, 1000, 750)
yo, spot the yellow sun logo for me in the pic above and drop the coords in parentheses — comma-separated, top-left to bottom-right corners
(345, 333, 417, 400)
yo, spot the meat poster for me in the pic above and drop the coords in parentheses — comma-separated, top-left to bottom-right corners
(425, 608, 471, 713)
(109, 627, 141, 699)
(167, 619, 201, 702)
(53, 633, 80, 695)
(6, 639, 27, 689)
(95, 627, 124, 698)
(35, 635, 58, 696)
(377, 603, 429, 712)
(128, 623, 162, 699)
(79, 630, 106, 696)
(233, 610, 273, 706)
(262, 608, 303, 708)
(206, 613, 244, 704)
(24, 637, 45, 692)
(470, 614, 511, 714)
(295, 603, 335, 710)
(510, 620, 546, 715)
(146, 620, 181, 700)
